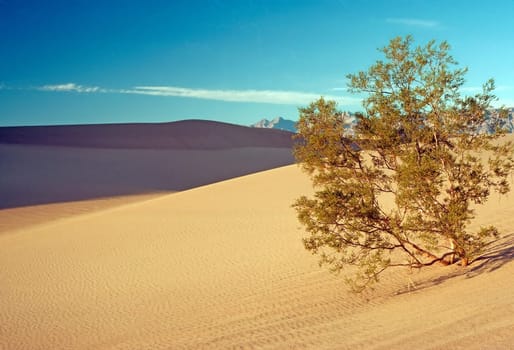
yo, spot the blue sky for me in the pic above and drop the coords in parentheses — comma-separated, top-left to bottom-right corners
(1, 0, 513, 126)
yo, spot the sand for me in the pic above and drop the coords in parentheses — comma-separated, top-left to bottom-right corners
(1, 162, 513, 349)
(0, 193, 166, 234)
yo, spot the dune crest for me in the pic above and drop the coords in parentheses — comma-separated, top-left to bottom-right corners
(0, 119, 294, 149)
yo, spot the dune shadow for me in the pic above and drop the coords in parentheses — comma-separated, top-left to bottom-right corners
(0, 144, 295, 209)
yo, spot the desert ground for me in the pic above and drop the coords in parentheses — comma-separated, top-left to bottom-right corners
(1, 124, 513, 349)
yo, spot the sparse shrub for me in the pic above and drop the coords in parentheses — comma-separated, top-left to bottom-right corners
(293, 36, 513, 291)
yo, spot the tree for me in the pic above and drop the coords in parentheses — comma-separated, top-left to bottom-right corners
(293, 36, 513, 291)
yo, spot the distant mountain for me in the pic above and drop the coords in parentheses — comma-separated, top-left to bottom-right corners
(249, 107, 514, 135)
(494, 107, 514, 132)
(251, 117, 297, 133)
(342, 108, 514, 134)
(476, 107, 514, 134)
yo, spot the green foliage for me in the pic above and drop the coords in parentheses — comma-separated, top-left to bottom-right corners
(293, 36, 513, 291)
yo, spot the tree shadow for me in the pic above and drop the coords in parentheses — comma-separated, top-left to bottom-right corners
(394, 233, 514, 295)
(465, 233, 514, 277)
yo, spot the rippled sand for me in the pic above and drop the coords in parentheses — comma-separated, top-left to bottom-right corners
(1, 163, 513, 349)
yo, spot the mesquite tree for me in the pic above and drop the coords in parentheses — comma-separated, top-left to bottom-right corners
(293, 36, 513, 291)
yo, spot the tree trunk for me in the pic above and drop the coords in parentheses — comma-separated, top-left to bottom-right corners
(449, 238, 456, 264)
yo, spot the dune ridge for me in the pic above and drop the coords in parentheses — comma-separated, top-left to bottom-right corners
(1, 164, 513, 349)
(0, 119, 295, 149)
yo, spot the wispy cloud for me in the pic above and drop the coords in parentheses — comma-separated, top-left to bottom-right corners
(461, 86, 482, 93)
(462, 85, 512, 93)
(38, 83, 102, 93)
(386, 18, 440, 28)
(493, 98, 514, 108)
(28, 82, 361, 106)
(122, 85, 361, 106)
(461, 85, 513, 107)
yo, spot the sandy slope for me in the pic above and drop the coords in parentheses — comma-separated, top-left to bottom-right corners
(0, 193, 166, 234)
(1, 164, 513, 349)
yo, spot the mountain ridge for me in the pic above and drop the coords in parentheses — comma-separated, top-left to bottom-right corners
(251, 117, 297, 132)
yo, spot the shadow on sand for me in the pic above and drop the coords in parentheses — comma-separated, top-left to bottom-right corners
(394, 233, 514, 295)
(0, 145, 294, 209)
(466, 233, 514, 276)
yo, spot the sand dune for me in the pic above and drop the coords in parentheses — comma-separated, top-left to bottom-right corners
(0, 120, 295, 209)
(1, 164, 513, 349)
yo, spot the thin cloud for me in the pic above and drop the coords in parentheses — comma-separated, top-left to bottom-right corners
(123, 85, 361, 106)
(38, 83, 102, 93)
(496, 85, 512, 92)
(30, 82, 361, 106)
(461, 86, 482, 93)
(386, 18, 440, 28)
(462, 85, 512, 93)
(493, 98, 514, 108)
